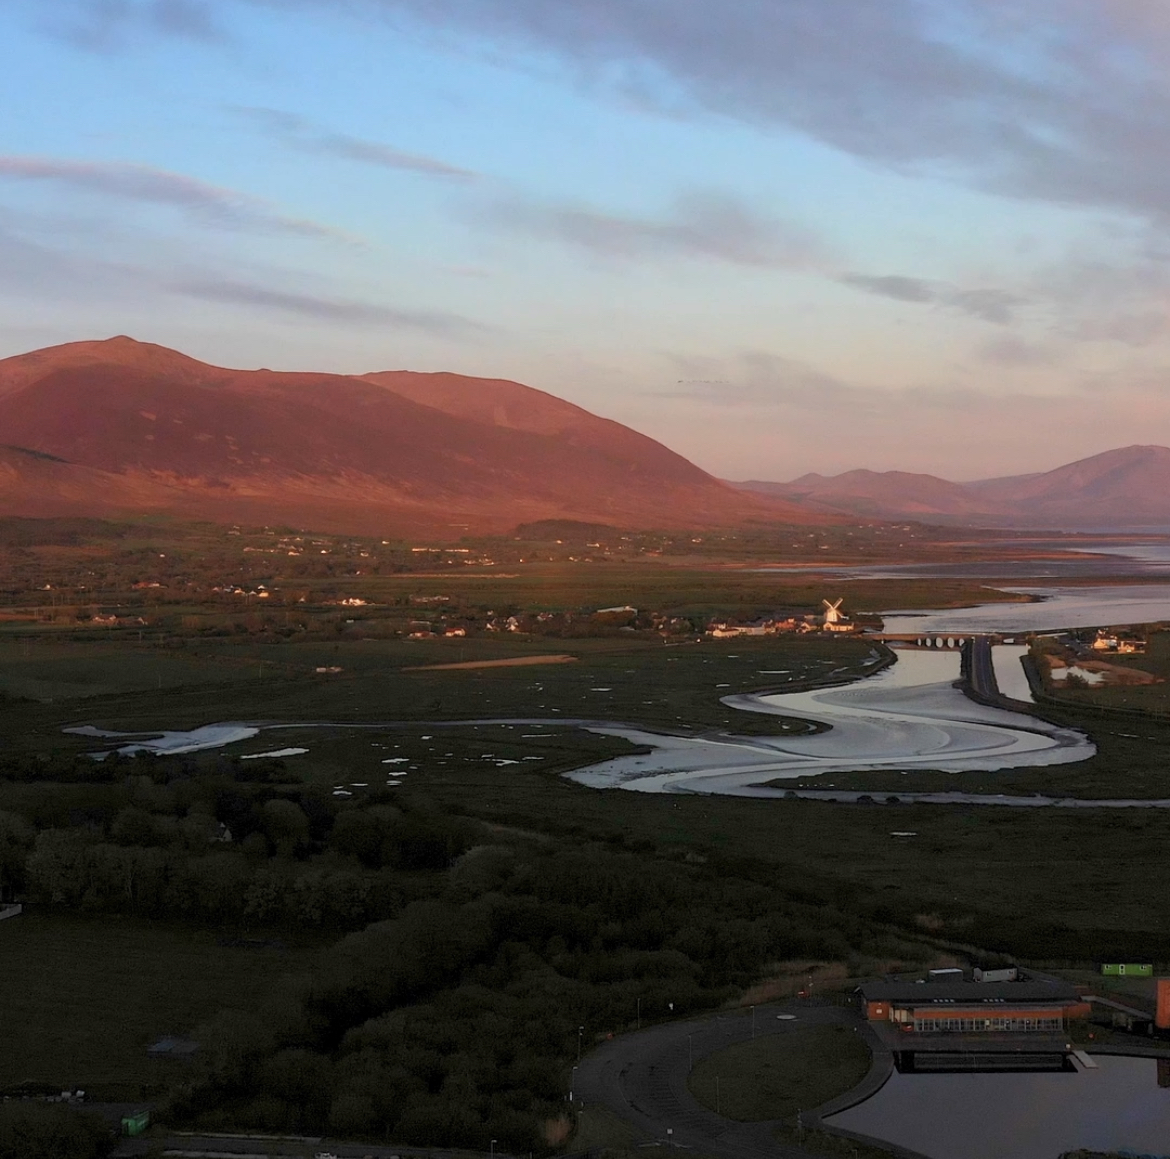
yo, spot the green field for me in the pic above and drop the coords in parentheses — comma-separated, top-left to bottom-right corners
(0, 634, 880, 749)
(4, 628, 1170, 957)
(0, 639, 260, 702)
(688, 1026, 871, 1122)
(5, 525, 1170, 1148)
(0, 913, 318, 1095)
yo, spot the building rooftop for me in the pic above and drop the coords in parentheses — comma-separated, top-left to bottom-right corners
(860, 980, 1079, 1005)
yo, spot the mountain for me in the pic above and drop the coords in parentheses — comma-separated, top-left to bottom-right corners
(0, 336, 818, 535)
(744, 469, 998, 521)
(737, 445, 1170, 530)
(966, 445, 1170, 527)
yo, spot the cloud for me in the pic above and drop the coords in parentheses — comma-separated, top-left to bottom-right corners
(234, 107, 480, 182)
(483, 190, 829, 268)
(977, 335, 1058, 366)
(841, 273, 1022, 324)
(173, 277, 486, 334)
(655, 343, 1170, 480)
(242, 0, 1170, 226)
(661, 351, 854, 408)
(44, 2, 1170, 223)
(0, 223, 149, 302)
(38, 0, 222, 49)
(0, 155, 348, 240)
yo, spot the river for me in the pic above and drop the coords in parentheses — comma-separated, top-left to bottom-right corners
(569, 648, 1092, 793)
(66, 572, 1170, 806)
(883, 581, 1170, 635)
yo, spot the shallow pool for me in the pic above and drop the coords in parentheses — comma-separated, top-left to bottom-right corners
(828, 1054, 1170, 1159)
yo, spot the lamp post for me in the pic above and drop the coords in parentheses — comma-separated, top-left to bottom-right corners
(688, 1034, 693, 1071)
(491, 1139, 497, 1159)
(578, 1025, 584, 1063)
(570, 1065, 577, 1104)
(637, 996, 641, 1030)
(751, 1005, 755, 1040)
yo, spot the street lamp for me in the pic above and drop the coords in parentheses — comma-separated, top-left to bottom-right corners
(570, 1065, 578, 1104)
(578, 1025, 584, 1062)
(491, 1140, 497, 1159)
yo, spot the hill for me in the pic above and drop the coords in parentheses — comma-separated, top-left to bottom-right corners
(744, 469, 998, 521)
(0, 336, 818, 535)
(737, 445, 1170, 530)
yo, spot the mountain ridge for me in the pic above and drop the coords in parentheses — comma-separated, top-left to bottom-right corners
(0, 336, 820, 535)
(737, 445, 1170, 530)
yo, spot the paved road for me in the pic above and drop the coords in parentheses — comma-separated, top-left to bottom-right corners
(113, 1007, 923, 1159)
(573, 1001, 929, 1159)
(115, 1134, 506, 1159)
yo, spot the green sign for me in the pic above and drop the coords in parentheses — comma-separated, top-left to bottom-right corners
(1101, 963, 1154, 977)
(121, 1111, 150, 1137)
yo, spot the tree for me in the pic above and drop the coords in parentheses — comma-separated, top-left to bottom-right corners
(0, 1101, 114, 1159)
(0, 809, 33, 896)
(260, 800, 310, 858)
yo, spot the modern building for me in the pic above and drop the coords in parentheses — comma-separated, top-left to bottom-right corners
(858, 975, 1090, 1070)
(861, 978, 1088, 1033)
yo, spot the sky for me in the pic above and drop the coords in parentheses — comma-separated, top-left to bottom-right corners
(6, 1, 1170, 481)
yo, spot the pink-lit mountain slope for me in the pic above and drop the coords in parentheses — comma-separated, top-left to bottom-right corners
(743, 470, 997, 521)
(738, 445, 1170, 530)
(0, 336, 821, 535)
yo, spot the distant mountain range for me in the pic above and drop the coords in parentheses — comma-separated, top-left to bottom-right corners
(737, 445, 1170, 530)
(0, 336, 817, 535)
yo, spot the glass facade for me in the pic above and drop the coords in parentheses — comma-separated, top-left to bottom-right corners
(910, 1015, 1062, 1033)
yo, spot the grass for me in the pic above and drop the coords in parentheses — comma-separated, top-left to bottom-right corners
(9, 592, 1170, 1074)
(0, 912, 318, 1096)
(8, 632, 1170, 948)
(0, 639, 258, 701)
(687, 1025, 871, 1122)
(774, 1122, 903, 1159)
(290, 564, 1026, 621)
(0, 634, 879, 749)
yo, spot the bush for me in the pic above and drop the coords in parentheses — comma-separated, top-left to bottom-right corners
(0, 1101, 114, 1159)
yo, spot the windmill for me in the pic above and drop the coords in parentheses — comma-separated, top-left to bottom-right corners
(822, 598, 845, 626)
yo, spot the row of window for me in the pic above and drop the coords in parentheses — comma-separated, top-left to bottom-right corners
(911, 1017, 1063, 1033)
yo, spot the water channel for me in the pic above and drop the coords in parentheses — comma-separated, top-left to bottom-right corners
(66, 559, 1170, 1154)
(569, 648, 1092, 793)
(70, 580, 1170, 806)
(827, 1054, 1170, 1159)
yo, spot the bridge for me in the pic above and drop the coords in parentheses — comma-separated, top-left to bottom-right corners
(870, 632, 1006, 650)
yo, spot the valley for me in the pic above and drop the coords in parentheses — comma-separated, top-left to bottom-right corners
(3, 514, 1170, 1159)
(5, 341, 1170, 1158)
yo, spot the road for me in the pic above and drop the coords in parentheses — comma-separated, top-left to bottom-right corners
(112, 1004, 925, 1159)
(115, 1134, 506, 1159)
(573, 1001, 929, 1159)
(966, 636, 999, 703)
